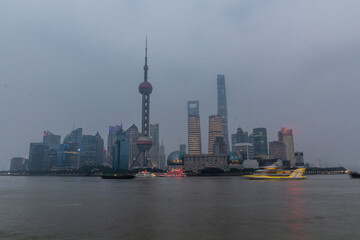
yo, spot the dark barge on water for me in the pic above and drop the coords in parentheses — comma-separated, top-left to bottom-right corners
(101, 174, 135, 179)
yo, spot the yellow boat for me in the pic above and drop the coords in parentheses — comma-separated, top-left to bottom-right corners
(243, 167, 306, 180)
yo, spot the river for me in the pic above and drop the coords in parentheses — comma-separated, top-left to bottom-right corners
(0, 175, 358, 240)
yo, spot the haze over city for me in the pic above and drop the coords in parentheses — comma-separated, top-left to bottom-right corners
(1, 0, 360, 170)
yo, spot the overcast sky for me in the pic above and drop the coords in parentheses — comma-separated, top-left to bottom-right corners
(1, 0, 360, 170)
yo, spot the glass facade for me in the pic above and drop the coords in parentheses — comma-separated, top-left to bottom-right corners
(188, 100, 202, 155)
(252, 128, 268, 156)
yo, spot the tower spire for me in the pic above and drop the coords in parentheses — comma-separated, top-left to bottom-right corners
(144, 37, 148, 82)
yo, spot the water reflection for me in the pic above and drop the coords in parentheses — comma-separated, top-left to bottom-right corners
(283, 181, 308, 240)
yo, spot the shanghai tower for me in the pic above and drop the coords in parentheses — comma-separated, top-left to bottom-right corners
(217, 74, 229, 152)
(131, 39, 153, 168)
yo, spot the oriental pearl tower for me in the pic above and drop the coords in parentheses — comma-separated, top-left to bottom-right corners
(131, 39, 153, 168)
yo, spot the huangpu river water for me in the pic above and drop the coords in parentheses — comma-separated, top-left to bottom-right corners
(0, 175, 359, 240)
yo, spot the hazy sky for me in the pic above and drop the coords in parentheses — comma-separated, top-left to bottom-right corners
(1, 0, 360, 170)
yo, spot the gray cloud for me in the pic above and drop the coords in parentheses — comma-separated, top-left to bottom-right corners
(1, 0, 360, 169)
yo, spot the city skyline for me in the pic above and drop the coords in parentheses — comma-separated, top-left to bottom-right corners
(1, 1, 360, 169)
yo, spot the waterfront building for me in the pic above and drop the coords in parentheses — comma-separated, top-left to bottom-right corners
(231, 127, 249, 151)
(126, 124, 140, 168)
(217, 74, 229, 152)
(213, 136, 227, 154)
(252, 128, 268, 157)
(234, 142, 254, 160)
(269, 141, 286, 160)
(57, 143, 79, 170)
(29, 143, 49, 171)
(131, 40, 153, 168)
(107, 125, 122, 166)
(42, 131, 61, 170)
(278, 128, 295, 165)
(10, 157, 28, 172)
(167, 151, 184, 170)
(188, 100, 202, 154)
(208, 115, 223, 154)
(228, 152, 243, 168)
(113, 129, 129, 170)
(183, 154, 228, 172)
(43, 131, 61, 150)
(149, 123, 160, 168)
(295, 152, 304, 166)
(179, 144, 186, 154)
(159, 144, 166, 170)
(63, 128, 82, 144)
(79, 133, 104, 168)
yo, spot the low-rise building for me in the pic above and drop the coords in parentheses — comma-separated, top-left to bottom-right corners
(183, 154, 228, 172)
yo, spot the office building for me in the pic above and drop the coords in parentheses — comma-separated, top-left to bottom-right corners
(217, 74, 229, 151)
(295, 152, 304, 166)
(63, 128, 82, 144)
(126, 124, 140, 168)
(269, 141, 286, 160)
(57, 143, 79, 170)
(113, 129, 129, 170)
(107, 125, 122, 166)
(159, 143, 166, 170)
(188, 100, 202, 154)
(231, 127, 249, 151)
(79, 133, 104, 168)
(43, 131, 61, 150)
(208, 115, 223, 154)
(29, 143, 49, 171)
(252, 128, 268, 156)
(149, 123, 160, 168)
(10, 157, 28, 172)
(278, 128, 295, 165)
(213, 137, 227, 154)
(179, 144, 186, 154)
(234, 143, 254, 160)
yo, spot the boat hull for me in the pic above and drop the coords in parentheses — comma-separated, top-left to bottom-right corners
(101, 174, 135, 179)
(243, 175, 306, 180)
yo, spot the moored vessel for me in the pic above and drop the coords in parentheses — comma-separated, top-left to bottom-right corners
(157, 169, 186, 177)
(135, 171, 156, 177)
(101, 174, 135, 179)
(243, 166, 306, 180)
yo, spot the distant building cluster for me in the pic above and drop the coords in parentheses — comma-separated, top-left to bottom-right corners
(165, 74, 306, 173)
(10, 48, 304, 173)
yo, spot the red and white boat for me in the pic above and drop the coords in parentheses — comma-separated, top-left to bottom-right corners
(157, 169, 186, 177)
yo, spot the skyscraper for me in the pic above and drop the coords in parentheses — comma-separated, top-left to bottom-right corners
(131, 40, 153, 168)
(159, 143, 166, 170)
(149, 123, 160, 168)
(278, 128, 295, 166)
(43, 131, 61, 170)
(63, 128, 82, 144)
(269, 140, 286, 160)
(113, 129, 129, 170)
(188, 100, 202, 154)
(107, 125, 122, 166)
(231, 127, 249, 151)
(217, 74, 229, 151)
(208, 115, 223, 154)
(29, 143, 49, 171)
(57, 143, 79, 170)
(43, 131, 61, 150)
(179, 144, 186, 154)
(126, 124, 140, 168)
(79, 132, 104, 168)
(252, 128, 268, 156)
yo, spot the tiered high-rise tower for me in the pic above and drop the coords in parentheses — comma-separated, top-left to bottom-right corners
(187, 100, 202, 154)
(217, 75, 229, 152)
(131, 40, 153, 168)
